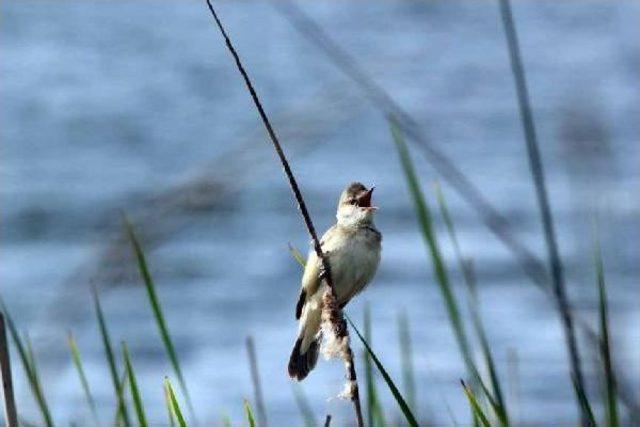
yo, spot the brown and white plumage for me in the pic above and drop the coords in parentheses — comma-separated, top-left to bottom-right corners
(288, 183, 382, 381)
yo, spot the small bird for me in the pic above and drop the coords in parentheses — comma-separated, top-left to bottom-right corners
(288, 182, 382, 381)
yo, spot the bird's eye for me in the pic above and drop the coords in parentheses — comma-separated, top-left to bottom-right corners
(349, 198, 358, 205)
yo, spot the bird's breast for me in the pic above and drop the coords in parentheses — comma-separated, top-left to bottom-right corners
(330, 229, 381, 303)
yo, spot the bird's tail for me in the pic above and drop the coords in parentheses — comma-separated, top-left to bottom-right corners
(288, 305, 322, 381)
(287, 333, 320, 381)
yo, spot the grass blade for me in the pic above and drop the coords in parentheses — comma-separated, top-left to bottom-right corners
(24, 333, 54, 427)
(164, 381, 176, 427)
(123, 217, 195, 421)
(498, 0, 587, 423)
(595, 246, 619, 427)
(390, 121, 505, 423)
(346, 315, 418, 427)
(572, 377, 596, 427)
(165, 378, 187, 427)
(288, 243, 307, 268)
(291, 384, 317, 427)
(244, 399, 257, 427)
(122, 343, 147, 427)
(245, 336, 268, 427)
(435, 186, 508, 423)
(397, 311, 416, 414)
(363, 305, 385, 427)
(0, 299, 54, 427)
(92, 287, 131, 427)
(112, 371, 129, 427)
(391, 121, 469, 363)
(461, 380, 491, 427)
(67, 332, 99, 424)
(0, 313, 18, 427)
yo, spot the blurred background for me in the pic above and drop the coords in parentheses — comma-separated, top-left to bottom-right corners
(1, 0, 639, 425)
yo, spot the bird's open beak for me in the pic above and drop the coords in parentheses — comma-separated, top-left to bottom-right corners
(357, 187, 376, 209)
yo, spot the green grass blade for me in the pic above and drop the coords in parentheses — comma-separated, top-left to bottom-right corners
(24, 333, 54, 427)
(595, 246, 619, 427)
(122, 343, 147, 427)
(461, 380, 491, 427)
(436, 185, 509, 425)
(465, 269, 508, 425)
(165, 378, 187, 427)
(397, 311, 417, 413)
(291, 384, 317, 427)
(0, 299, 54, 427)
(364, 304, 385, 427)
(244, 399, 257, 427)
(92, 287, 131, 427)
(288, 243, 307, 268)
(435, 186, 508, 423)
(245, 336, 267, 427)
(67, 332, 99, 424)
(390, 121, 505, 422)
(123, 217, 195, 421)
(346, 315, 418, 427)
(113, 371, 129, 427)
(391, 122, 470, 363)
(164, 380, 176, 427)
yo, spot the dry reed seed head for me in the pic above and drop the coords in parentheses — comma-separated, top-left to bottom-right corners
(320, 289, 351, 361)
(321, 289, 348, 337)
(337, 380, 357, 400)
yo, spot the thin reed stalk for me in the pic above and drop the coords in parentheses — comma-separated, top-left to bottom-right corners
(245, 336, 268, 427)
(497, 1, 588, 424)
(0, 313, 18, 427)
(202, 1, 364, 425)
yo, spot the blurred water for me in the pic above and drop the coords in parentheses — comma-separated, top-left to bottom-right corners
(1, 0, 639, 425)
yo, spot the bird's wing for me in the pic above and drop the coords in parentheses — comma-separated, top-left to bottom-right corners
(295, 226, 338, 319)
(295, 250, 319, 319)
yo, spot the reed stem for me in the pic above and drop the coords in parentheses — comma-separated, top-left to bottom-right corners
(202, 1, 364, 425)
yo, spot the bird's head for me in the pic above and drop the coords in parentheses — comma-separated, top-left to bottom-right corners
(336, 182, 377, 228)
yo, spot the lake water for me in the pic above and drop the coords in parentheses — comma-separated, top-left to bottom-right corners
(2, 0, 639, 425)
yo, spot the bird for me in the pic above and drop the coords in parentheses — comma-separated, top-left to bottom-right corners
(288, 182, 382, 381)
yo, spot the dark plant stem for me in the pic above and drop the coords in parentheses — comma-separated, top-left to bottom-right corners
(202, 1, 364, 425)
(246, 336, 268, 427)
(0, 313, 18, 427)
(498, 0, 587, 425)
(324, 415, 332, 427)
